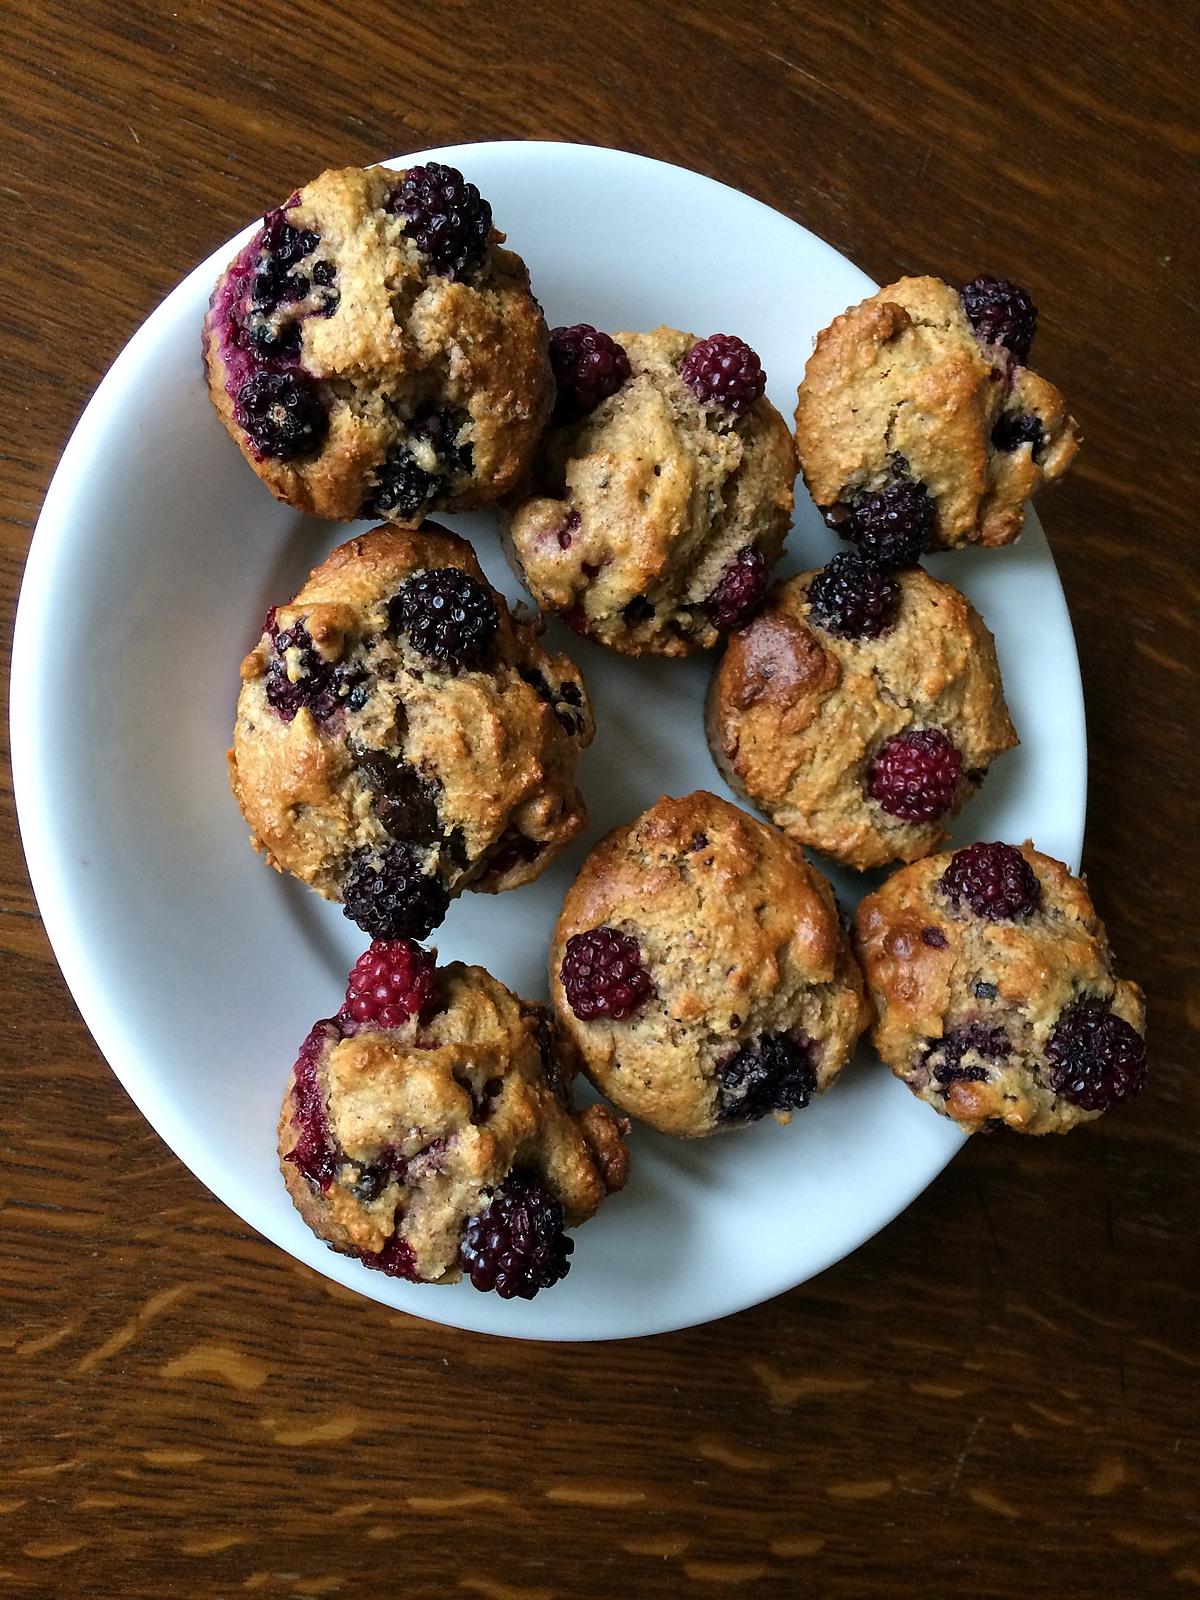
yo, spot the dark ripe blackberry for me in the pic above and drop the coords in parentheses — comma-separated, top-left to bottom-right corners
(924, 1024, 1010, 1089)
(835, 475, 934, 569)
(1046, 1005, 1147, 1112)
(518, 666, 584, 736)
(549, 324, 632, 423)
(867, 728, 963, 821)
(960, 275, 1038, 362)
(623, 595, 655, 625)
(353, 747, 442, 843)
(251, 208, 320, 312)
(364, 452, 440, 520)
(355, 1234, 422, 1281)
(264, 615, 343, 723)
(459, 1172, 573, 1299)
(284, 1019, 343, 1191)
(992, 412, 1045, 458)
(235, 370, 327, 460)
(716, 1032, 817, 1123)
(560, 927, 654, 1022)
(680, 333, 766, 416)
(245, 315, 302, 361)
(388, 162, 492, 281)
(940, 842, 1042, 921)
(974, 981, 998, 1000)
(807, 552, 900, 640)
(339, 938, 438, 1031)
(388, 567, 499, 672)
(708, 546, 769, 633)
(347, 1143, 412, 1203)
(342, 843, 450, 941)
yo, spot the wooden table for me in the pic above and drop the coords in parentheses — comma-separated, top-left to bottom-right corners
(2, 3, 1197, 1595)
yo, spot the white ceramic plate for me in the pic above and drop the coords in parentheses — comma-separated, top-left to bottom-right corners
(11, 142, 1086, 1340)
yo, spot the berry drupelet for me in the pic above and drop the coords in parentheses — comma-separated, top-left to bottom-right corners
(388, 567, 499, 673)
(940, 842, 1042, 921)
(388, 162, 492, 281)
(867, 728, 963, 821)
(1047, 1004, 1147, 1112)
(680, 334, 766, 416)
(560, 927, 654, 1022)
(549, 324, 631, 423)
(806, 551, 900, 640)
(960, 275, 1038, 363)
(459, 1173, 574, 1299)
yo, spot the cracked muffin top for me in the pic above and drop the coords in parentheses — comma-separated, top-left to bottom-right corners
(549, 791, 868, 1137)
(794, 274, 1079, 554)
(280, 939, 628, 1297)
(707, 558, 1017, 870)
(503, 325, 797, 656)
(203, 163, 551, 521)
(853, 842, 1147, 1134)
(229, 523, 593, 941)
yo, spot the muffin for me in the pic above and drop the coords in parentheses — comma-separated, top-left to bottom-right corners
(280, 939, 628, 1296)
(794, 274, 1079, 555)
(503, 325, 797, 655)
(854, 842, 1147, 1134)
(204, 163, 551, 521)
(549, 791, 868, 1137)
(230, 523, 593, 940)
(707, 555, 1017, 870)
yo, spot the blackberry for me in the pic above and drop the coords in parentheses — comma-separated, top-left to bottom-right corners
(388, 162, 492, 281)
(549, 324, 631, 422)
(924, 1024, 1009, 1089)
(960, 275, 1038, 362)
(1046, 1005, 1147, 1112)
(518, 666, 584, 736)
(353, 747, 442, 842)
(680, 333, 766, 416)
(940, 842, 1041, 921)
(560, 927, 653, 1021)
(339, 939, 438, 1031)
(716, 1032, 817, 1122)
(867, 728, 963, 821)
(235, 370, 327, 460)
(263, 613, 343, 723)
(806, 552, 900, 640)
(832, 474, 933, 569)
(459, 1173, 573, 1299)
(388, 567, 498, 672)
(992, 412, 1045, 458)
(251, 208, 320, 312)
(623, 595, 655, 625)
(342, 843, 450, 941)
(283, 1019, 342, 1191)
(707, 546, 769, 633)
(361, 411, 471, 520)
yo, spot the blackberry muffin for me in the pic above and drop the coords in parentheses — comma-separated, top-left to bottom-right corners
(503, 325, 797, 655)
(794, 275, 1079, 554)
(280, 939, 628, 1296)
(854, 842, 1147, 1134)
(230, 523, 593, 940)
(549, 791, 868, 1137)
(706, 556, 1017, 870)
(204, 163, 551, 521)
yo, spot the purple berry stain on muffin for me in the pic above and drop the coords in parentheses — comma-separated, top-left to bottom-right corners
(459, 1172, 573, 1299)
(550, 325, 632, 423)
(940, 842, 1041, 921)
(867, 728, 963, 821)
(284, 1019, 343, 1191)
(807, 551, 900, 640)
(716, 1032, 817, 1122)
(386, 162, 492, 281)
(680, 333, 766, 416)
(388, 567, 498, 672)
(708, 546, 769, 633)
(1046, 1004, 1147, 1112)
(960, 275, 1038, 362)
(560, 927, 654, 1021)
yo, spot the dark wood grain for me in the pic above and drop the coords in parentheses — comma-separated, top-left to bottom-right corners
(1, 1, 1197, 1595)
